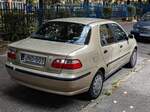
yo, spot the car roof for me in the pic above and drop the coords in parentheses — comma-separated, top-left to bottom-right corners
(49, 17, 113, 25)
(144, 12, 150, 16)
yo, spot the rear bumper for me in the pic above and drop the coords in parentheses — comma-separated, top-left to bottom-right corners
(5, 64, 92, 96)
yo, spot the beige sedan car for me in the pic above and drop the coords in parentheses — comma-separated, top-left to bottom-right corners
(6, 18, 137, 99)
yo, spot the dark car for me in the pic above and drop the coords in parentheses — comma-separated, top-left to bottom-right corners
(131, 12, 150, 40)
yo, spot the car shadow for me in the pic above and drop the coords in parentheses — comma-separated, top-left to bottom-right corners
(1, 64, 133, 111)
(104, 68, 122, 81)
(3, 84, 90, 110)
(3, 68, 130, 109)
(136, 38, 150, 43)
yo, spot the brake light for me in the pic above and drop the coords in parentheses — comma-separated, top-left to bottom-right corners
(7, 50, 16, 60)
(51, 59, 82, 70)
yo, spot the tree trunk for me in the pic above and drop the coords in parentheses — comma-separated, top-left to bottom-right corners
(83, 0, 89, 5)
(7, 0, 12, 9)
(51, 0, 60, 4)
(138, 0, 142, 4)
(38, 0, 44, 26)
(127, 0, 130, 5)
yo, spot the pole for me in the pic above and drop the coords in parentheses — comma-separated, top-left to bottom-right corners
(38, 0, 44, 27)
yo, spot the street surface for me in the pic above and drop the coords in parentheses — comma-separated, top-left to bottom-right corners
(82, 59, 150, 112)
(0, 22, 150, 112)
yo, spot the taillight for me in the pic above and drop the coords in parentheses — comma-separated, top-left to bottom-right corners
(51, 59, 82, 70)
(7, 50, 16, 60)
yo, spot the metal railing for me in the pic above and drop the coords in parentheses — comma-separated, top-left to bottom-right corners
(0, 2, 150, 41)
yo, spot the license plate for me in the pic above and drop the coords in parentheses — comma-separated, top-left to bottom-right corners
(20, 53, 46, 66)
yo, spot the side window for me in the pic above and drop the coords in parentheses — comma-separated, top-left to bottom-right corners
(109, 23, 127, 42)
(100, 24, 114, 46)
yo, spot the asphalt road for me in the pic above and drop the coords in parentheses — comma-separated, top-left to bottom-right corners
(0, 22, 149, 112)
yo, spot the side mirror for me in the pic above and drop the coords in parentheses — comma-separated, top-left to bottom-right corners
(128, 34, 134, 39)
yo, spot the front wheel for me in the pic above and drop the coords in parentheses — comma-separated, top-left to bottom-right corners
(87, 72, 104, 99)
(127, 49, 137, 68)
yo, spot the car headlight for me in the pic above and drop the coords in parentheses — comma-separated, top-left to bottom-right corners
(135, 24, 140, 28)
(133, 24, 140, 32)
(134, 23, 140, 27)
(134, 27, 139, 32)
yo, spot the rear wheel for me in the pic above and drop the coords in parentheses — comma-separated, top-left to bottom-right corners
(87, 71, 103, 99)
(127, 49, 137, 68)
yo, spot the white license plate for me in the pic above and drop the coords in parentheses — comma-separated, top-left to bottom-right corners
(21, 53, 46, 66)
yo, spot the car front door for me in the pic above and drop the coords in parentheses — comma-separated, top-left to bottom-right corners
(109, 23, 130, 67)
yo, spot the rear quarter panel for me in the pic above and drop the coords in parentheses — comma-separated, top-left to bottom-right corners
(61, 25, 107, 84)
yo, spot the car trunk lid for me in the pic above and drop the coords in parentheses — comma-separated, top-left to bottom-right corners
(8, 38, 84, 74)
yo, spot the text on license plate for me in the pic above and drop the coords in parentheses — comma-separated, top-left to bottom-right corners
(21, 53, 46, 66)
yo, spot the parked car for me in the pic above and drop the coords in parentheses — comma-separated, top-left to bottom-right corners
(131, 12, 150, 39)
(6, 18, 137, 99)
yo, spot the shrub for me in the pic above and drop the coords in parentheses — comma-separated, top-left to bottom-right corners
(2, 12, 37, 41)
(127, 5, 136, 17)
(136, 7, 143, 16)
(102, 7, 112, 19)
(74, 8, 86, 17)
(57, 9, 71, 18)
(44, 7, 57, 19)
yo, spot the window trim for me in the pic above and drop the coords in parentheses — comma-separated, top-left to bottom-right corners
(109, 23, 128, 43)
(84, 28, 91, 45)
(99, 23, 128, 47)
(99, 24, 115, 47)
(32, 21, 91, 45)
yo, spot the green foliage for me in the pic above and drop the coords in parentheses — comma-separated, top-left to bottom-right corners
(26, 0, 38, 5)
(2, 12, 37, 41)
(65, 0, 81, 4)
(136, 7, 142, 16)
(44, 8, 71, 19)
(49, 0, 61, 4)
(57, 9, 71, 18)
(73, 0, 81, 4)
(44, 8, 57, 19)
(74, 8, 86, 17)
(102, 7, 112, 19)
(127, 5, 136, 17)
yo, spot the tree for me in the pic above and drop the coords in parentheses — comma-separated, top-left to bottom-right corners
(127, 0, 130, 5)
(51, 0, 60, 4)
(83, 0, 89, 5)
(138, 0, 142, 4)
(26, 0, 38, 4)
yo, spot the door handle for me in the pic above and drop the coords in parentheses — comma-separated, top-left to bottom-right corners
(120, 45, 123, 48)
(104, 50, 108, 54)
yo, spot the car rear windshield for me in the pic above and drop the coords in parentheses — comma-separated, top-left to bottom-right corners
(31, 22, 91, 45)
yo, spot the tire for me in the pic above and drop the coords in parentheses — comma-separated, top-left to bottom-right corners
(127, 49, 137, 68)
(87, 71, 104, 99)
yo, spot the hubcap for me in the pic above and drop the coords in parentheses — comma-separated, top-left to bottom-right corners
(132, 50, 137, 66)
(92, 75, 103, 96)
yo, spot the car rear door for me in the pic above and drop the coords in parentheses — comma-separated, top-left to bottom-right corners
(99, 24, 119, 76)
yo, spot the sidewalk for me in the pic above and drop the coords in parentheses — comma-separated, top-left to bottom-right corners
(0, 40, 9, 55)
(81, 59, 150, 112)
(119, 21, 135, 34)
